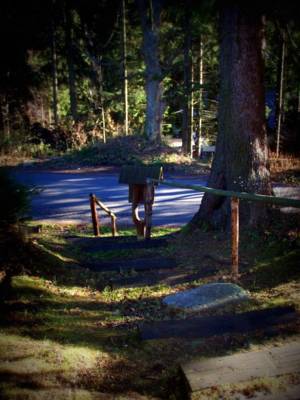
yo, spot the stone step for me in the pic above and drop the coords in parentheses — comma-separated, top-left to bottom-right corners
(183, 340, 300, 394)
(85, 257, 177, 273)
(140, 306, 296, 340)
(67, 236, 168, 252)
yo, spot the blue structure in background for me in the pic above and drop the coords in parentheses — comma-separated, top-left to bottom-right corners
(266, 89, 276, 129)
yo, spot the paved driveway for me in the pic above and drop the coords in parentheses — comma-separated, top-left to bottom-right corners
(13, 169, 300, 227)
(13, 170, 206, 226)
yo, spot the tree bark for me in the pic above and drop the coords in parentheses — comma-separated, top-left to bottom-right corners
(122, 0, 129, 135)
(64, 2, 78, 121)
(1, 94, 10, 139)
(190, 59, 194, 155)
(51, 0, 59, 126)
(275, 31, 286, 157)
(82, 24, 106, 142)
(191, 2, 272, 229)
(182, 6, 192, 156)
(137, 0, 164, 142)
(195, 37, 204, 158)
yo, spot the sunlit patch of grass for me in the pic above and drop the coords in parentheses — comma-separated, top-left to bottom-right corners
(25, 221, 179, 239)
(0, 388, 113, 400)
(2, 275, 130, 351)
(0, 332, 107, 397)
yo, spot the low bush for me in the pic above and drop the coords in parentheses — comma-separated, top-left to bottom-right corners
(0, 169, 29, 227)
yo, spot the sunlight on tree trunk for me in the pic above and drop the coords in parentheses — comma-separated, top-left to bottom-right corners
(122, 0, 129, 136)
(190, 59, 194, 156)
(191, 2, 272, 229)
(137, 0, 164, 142)
(276, 31, 286, 158)
(195, 37, 204, 158)
(182, 6, 192, 156)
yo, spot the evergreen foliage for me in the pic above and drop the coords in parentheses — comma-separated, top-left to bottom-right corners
(0, 0, 299, 154)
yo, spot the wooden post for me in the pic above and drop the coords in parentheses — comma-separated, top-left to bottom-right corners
(111, 214, 117, 237)
(231, 197, 239, 276)
(132, 203, 145, 239)
(144, 181, 154, 239)
(94, 196, 117, 237)
(90, 193, 100, 237)
(131, 185, 145, 239)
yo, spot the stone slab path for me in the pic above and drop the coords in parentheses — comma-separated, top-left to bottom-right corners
(140, 306, 296, 340)
(183, 340, 300, 394)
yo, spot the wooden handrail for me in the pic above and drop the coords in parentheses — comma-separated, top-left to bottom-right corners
(149, 179, 300, 208)
(89, 193, 117, 237)
(148, 178, 300, 277)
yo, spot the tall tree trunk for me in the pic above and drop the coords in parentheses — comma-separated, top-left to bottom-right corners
(191, 2, 272, 229)
(51, 0, 59, 126)
(122, 0, 129, 135)
(97, 57, 106, 143)
(275, 31, 286, 157)
(40, 95, 45, 126)
(1, 94, 10, 139)
(64, 3, 78, 121)
(182, 6, 192, 156)
(195, 37, 204, 158)
(190, 59, 194, 156)
(89, 64, 106, 143)
(82, 24, 106, 142)
(137, 0, 164, 142)
(100, 63, 106, 143)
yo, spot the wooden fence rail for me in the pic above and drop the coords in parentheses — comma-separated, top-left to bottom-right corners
(89, 193, 117, 237)
(149, 179, 300, 208)
(148, 178, 300, 276)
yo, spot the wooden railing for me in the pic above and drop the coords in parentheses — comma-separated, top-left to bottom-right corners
(149, 178, 300, 276)
(89, 193, 117, 237)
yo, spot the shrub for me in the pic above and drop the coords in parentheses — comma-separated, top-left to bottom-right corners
(0, 169, 29, 226)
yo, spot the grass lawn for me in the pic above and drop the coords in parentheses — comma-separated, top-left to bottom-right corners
(0, 219, 300, 399)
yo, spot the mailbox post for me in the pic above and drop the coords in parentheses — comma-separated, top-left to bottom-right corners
(119, 165, 163, 239)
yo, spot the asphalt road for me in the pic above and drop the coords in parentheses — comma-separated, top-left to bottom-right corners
(13, 168, 300, 227)
(13, 169, 206, 226)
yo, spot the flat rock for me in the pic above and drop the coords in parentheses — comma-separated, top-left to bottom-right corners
(163, 283, 249, 312)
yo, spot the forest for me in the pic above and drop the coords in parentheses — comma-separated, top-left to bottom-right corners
(1, 1, 300, 399)
(1, 0, 299, 158)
